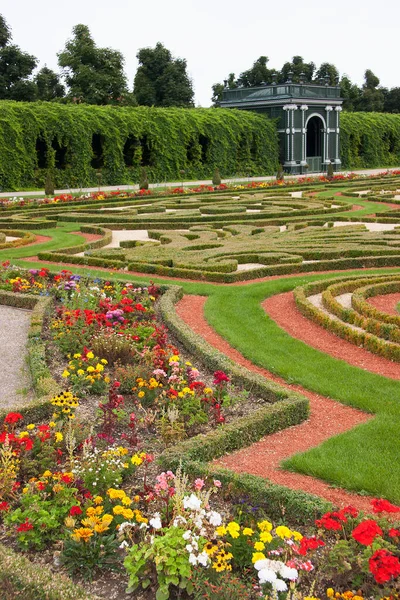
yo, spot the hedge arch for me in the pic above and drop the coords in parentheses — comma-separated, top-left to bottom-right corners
(0, 102, 279, 190)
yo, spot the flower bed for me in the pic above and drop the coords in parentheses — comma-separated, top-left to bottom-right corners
(1, 264, 400, 598)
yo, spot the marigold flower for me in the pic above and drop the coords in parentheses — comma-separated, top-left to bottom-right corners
(252, 551, 266, 563)
(72, 527, 93, 543)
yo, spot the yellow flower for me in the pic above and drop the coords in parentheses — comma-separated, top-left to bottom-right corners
(254, 541, 265, 551)
(131, 455, 143, 466)
(122, 509, 134, 520)
(258, 520, 273, 532)
(94, 496, 103, 505)
(252, 552, 266, 563)
(259, 531, 273, 544)
(138, 391, 145, 398)
(86, 351, 94, 359)
(102, 514, 113, 526)
(107, 488, 125, 500)
(77, 369, 85, 376)
(275, 525, 292, 539)
(326, 590, 334, 599)
(86, 506, 103, 517)
(113, 505, 125, 515)
(19, 431, 29, 439)
(62, 370, 70, 378)
(104, 376, 110, 383)
(86, 366, 95, 372)
(49, 421, 56, 428)
(94, 523, 109, 534)
(292, 530, 303, 541)
(96, 363, 104, 372)
(26, 424, 35, 430)
(72, 527, 93, 543)
(204, 387, 213, 395)
(64, 516, 76, 528)
(215, 525, 227, 536)
(204, 542, 219, 556)
(212, 561, 226, 572)
(22, 487, 28, 494)
(242, 527, 254, 536)
(55, 432, 63, 443)
(73, 353, 82, 359)
(101, 359, 108, 364)
(121, 495, 132, 506)
(42, 470, 52, 478)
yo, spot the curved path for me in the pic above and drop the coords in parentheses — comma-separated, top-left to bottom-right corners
(0, 304, 32, 408)
(175, 295, 376, 511)
(263, 293, 400, 380)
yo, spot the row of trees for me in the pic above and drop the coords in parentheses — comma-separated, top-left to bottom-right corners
(0, 16, 194, 107)
(212, 56, 400, 113)
(1, 13, 399, 112)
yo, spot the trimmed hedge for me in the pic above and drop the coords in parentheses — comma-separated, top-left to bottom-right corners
(294, 275, 400, 363)
(0, 102, 279, 190)
(352, 280, 400, 325)
(0, 543, 97, 600)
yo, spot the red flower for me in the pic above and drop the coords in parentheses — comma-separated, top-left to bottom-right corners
(4, 412, 23, 424)
(70, 505, 83, 516)
(315, 511, 347, 531)
(16, 518, 34, 532)
(0, 501, 10, 511)
(352, 520, 383, 546)
(297, 536, 325, 556)
(61, 474, 73, 484)
(369, 549, 400, 584)
(213, 371, 230, 386)
(371, 498, 400, 514)
(339, 505, 359, 519)
(388, 528, 400, 538)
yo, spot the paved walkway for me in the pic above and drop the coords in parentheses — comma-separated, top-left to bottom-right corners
(0, 305, 32, 409)
(0, 167, 399, 198)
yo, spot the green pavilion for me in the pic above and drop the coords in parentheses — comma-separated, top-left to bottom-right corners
(220, 74, 343, 174)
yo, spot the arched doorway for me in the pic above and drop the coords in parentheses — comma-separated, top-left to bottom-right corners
(306, 115, 324, 173)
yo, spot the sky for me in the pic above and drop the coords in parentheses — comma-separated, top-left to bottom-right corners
(2, 0, 399, 107)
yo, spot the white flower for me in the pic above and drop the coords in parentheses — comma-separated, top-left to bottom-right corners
(258, 569, 277, 584)
(182, 530, 192, 540)
(173, 515, 187, 527)
(119, 540, 129, 549)
(254, 559, 283, 573)
(188, 553, 197, 565)
(183, 494, 202, 511)
(186, 544, 193, 553)
(207, 510, 222, 527)
(279, 565, 298, 581)
(139, 522, 149, 529)
(149, 513, 162, 529)
(197, 551, 210, 567)
(273, 579, 288, 592)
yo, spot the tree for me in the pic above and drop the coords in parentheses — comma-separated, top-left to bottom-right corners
(134, 42, 194, 107)
(34, 66, 65, 101)
(384, 87, 400, 113)
(358, 69, 384, 112)
(340, 75, 361, 111)
(57, 24, 129, 104)
(211, 73, 237, 107)
(314, 62, 339, 85)
(237, 56, 273, 87)
(279, 56, 315, 83)
(0, 13, 38, 101)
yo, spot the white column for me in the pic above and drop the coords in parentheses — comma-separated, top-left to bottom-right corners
(300, 105, 308, 163)
(335, 106, 342, 164)
(325, 106, 333, 163)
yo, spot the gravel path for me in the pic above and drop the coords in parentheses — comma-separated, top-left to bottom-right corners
(0, 305, 32, 409)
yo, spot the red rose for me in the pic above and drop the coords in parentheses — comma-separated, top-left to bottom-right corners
(352, 520, 383, 546)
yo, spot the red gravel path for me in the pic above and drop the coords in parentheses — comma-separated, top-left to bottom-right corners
(175, 295, 375, 511)
(368, 292, 400, 316)
(70, 231, 104, 242)
(263, 293, 400, 380)
(19, 234, 52, 247)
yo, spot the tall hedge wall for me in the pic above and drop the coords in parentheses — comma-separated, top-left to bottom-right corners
(340, 112, 400, 169)
(0, 102, 279, 190)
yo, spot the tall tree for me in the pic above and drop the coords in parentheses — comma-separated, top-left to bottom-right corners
(34, 66, 65, 101)
(358, 69, 384, 112)
(0, 13, 37, 101)
(57, 24, 129, 104)
(314, 62, 339, 85)
(384, 87, 400, 113)
(340, 75, 361, 111)
(279, 56, 315, 83)
(237, 56, 273, 87)
(134, 42, 194, 107)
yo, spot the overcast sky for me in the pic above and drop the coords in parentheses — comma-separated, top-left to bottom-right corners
(2, 0, 399, 106)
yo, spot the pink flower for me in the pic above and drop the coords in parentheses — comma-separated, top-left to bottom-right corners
(194, 478, 205, 490)
(213, 479, 222, 488)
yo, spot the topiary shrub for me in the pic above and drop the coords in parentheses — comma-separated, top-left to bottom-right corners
(212, 167, 221, 186)
(139, 167, 149, 190)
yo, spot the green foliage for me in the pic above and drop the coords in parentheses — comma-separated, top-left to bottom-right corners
(57, 24, 129, 105)
(124, 526, 194, 598)
(61, 532, 121, 579)
(0, 102, 279, 190)
(212, 167, 221, 186)
(340, 112, 400, 169)
(44, 169, 55, 195)
(34, 66, 65, 101)
(139, 167, 149, 190)
(134, 42, 194, 108)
